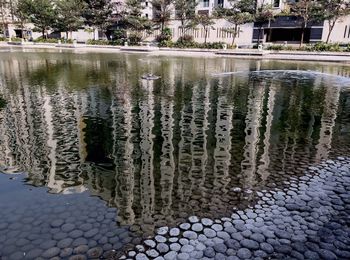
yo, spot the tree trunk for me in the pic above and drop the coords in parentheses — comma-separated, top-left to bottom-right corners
(257, 25, 262, 45)
(300, 24, 305, 47)
(66, 31, 68, 40)
(232, 24, 238, 45)
(42, 29, 45, 38)
(21, 23, 24, 39)
(204, 27, 207, 44)
(326, 21, 336, 44)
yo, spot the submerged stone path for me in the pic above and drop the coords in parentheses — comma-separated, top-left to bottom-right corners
(121, 157, 350, 260)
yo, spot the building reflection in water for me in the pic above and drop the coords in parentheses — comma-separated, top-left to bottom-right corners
(0, 53, 350, 234)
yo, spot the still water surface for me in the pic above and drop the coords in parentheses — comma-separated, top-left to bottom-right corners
(0, 50, 350, 258)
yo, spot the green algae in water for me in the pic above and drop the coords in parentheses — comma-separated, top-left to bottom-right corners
(0, 96, 5, 109)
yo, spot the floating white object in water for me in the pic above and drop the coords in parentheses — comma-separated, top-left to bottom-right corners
(141, 73, 161, 80)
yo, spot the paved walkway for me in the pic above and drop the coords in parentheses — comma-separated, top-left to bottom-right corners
(121, 158, 350, 260)
(1, 42, 350, 63)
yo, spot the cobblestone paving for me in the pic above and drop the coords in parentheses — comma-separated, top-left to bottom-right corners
(122, 158, 350, 260)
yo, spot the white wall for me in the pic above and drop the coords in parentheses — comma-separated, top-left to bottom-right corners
(144, 18, 254, 46)
(322, 16, 350, 44)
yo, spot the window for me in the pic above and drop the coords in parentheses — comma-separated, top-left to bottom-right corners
(273, 0, 280, 8)
(344, 26, 348, 38)
(146, 2, 148, 7)
(202, 0, 209, 7)
(217, 0, 224, 7)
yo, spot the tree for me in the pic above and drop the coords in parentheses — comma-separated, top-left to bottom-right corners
(17, 0, 56, 39)
(319, 0, 350, 43)
(216, 0, 254, 45)
(193, 14, 215, 44)
(173, 0, 197, 35)
(123, 0, 153, 44)
(289, 0, 320, 47)
(0, 0, 9, 37)
(16, 0, 31, 39)
(82, 0, 115, 39)
(151, 0, 172, 33)
(55, 0, 85, 40)
(254, 0, 274, 45)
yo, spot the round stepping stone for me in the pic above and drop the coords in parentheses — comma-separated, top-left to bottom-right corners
(135, 253, 148, 260)
(42, 247, 60, 258)
(177, 252, 190, 260)
(188, 216, 199, 223)
(170, 228, 180, 236)
(212, 224, 223, 232)
(181, 244, 195, 253)
(180, 223, 191, 230)
(57, 238, 73, 248)
(170, 243, 181, 251)
(260, 242, 274, 253)
(203, 228, 216, 238)
(157, 243, 169, 253)
(51, 220, 64, 228)
(157, 227, 169, 235)
(192, 223, 203, 232)
(201, 218, 213, 226)
(155, 235, 166, 243)
(61, 223, 75, 232)
(237, 248, 252, 259)
(87, 247, 103, 258)
(146, 249, 159, 258)
(144, 239, 156, 248)
(183, 231, 197, 240)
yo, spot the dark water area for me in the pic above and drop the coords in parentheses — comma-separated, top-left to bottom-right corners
(0, 49, 350, 258)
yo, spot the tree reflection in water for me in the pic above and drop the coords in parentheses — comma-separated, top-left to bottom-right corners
(0, 51, 350, 236)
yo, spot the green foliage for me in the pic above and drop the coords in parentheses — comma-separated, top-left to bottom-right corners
(267, 45, 284, 51)
(10, 37, 22, 42)
(155, 27, 172, 46)
(0, 36, 6, 41)
(173, 0, 197, 33)
(192, 15, 216, 44)
(55, 0, 85, 37)
(217, 0, 254, 44)
(151, 0, 173, 32)
(267, 42, 348, 52)
(345, 44, 350, 52)
(128, 32, 142, 45)
(171, 38, 225, 49)
(17, 0, 56, 38)
(123, 0, 153, 42)
(82, 0, 114, 32)
(86, 39, 123, 45)
(318, 0, 350, 43)
(311, 42, 341, 52)
(112, 29, 127, 41)
(33, 37, 58, 43)
(0, 95, 6, 109)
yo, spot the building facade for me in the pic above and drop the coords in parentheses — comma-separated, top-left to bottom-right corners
(1, 0, 350, 45)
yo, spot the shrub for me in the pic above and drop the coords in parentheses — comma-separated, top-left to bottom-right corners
(0, 36, 6, 41)
(345, 44, 350, 52)
(10, 37, 22, 42)
(86, 39, 123, 46)
(311, 42, 341, 52)
(0, 95, 6, 109)
(128, 33, 142, 45)
(112, 29, 127, 44)
(87, 39, 109, 45)
(267, 45, 284, 51)
(156, 28, 172, 47)
(34, 37, 58, 43)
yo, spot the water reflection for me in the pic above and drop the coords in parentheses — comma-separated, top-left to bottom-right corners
(0, 52, 350, 235)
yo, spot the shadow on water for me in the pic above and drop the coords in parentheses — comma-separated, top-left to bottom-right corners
(0, 50, 350, 258)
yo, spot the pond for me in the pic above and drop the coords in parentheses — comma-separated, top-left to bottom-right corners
(0, 49, 350, 259)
